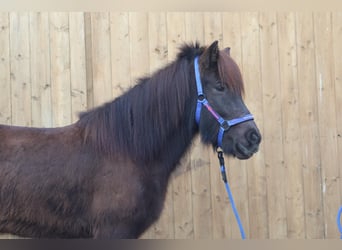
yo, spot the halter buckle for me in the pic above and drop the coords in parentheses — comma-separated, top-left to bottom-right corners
(198, 94, 206, 102)
(221, 121, 230, 131)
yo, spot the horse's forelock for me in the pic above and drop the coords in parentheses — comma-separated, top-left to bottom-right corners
(218, 51, 245, 96)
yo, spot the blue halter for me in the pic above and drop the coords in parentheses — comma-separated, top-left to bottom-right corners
(194, 56, 254, 148)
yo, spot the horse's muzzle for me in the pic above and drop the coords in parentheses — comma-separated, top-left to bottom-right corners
(234, 129, 261, 160)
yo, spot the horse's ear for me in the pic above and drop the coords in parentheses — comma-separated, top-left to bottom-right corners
(200, 40, 219, 69)
(224, 47, 231, 55)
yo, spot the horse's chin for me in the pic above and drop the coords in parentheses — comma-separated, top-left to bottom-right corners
(220, 142, 258, 160)
(234, 153, 253, 160)
(234, 142, 259, 160)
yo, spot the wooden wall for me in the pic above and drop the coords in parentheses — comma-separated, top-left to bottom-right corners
(0, 12, 341, 239)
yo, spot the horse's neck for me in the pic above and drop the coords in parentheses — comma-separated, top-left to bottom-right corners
(139, 78, 197, 175)
(81, 59, 199, 175)
(157, 126, 197, 176)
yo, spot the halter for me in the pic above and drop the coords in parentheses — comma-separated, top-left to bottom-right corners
(194, 56, 254, 148)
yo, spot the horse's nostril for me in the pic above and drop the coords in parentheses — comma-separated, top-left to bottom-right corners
(247, 130, 261, 144)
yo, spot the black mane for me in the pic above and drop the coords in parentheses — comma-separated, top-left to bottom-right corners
(177, 42, 204, 60)
(78, 43, 205, 164)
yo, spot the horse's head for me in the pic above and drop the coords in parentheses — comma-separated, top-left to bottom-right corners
(196, 41, 261, 159)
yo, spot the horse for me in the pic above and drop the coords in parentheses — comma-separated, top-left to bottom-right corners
(0, 41, 261, 239)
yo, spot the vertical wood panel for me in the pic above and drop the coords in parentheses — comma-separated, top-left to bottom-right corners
(49, 13, 71, 126)
(167, 12, 194, 239)
(313, 12, 340, 238)
(332, 12, 342, 213)
(84, 13, 93, 110)
(129, 13, 150, 83)
(29, 12, 52, 127)
(110, 12, 131, 98)
(259, 12, 287, 238)
(145, 12, 174, 239)
(240, 12, 268, 239)
(9, 12, 31, 126)
(69, 12, 87, 122)
(277, 12, 305, 238)
(296, 12, 324, 238)
(90, 12, 112, 106)
(185, 12, 213, 239)
(0, 13, 11, 125)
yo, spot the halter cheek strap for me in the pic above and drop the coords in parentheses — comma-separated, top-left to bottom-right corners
(194, 56, 254, 148)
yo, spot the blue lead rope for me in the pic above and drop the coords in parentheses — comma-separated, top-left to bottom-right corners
(338, 206, 342, 239)
(217, 150, 246, 239)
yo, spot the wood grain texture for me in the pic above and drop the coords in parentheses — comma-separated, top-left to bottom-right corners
(259, 12, 287, 239)
(313, 12, 340, 238)
(69, 12, 87, 122)
(332, 12, 342, 217)
(296, 12, 324, 238)
(110, 12, 131, 98)
(9, 12, 31, 126)
(29, 12, 52, 127)
(277, 12, 305, 238)
(0, 13, 11, 125)
(49, 13, 71, 126)
(90, 12, 112, 106)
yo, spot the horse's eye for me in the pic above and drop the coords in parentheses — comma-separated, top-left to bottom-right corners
(215, 81, 225, 91)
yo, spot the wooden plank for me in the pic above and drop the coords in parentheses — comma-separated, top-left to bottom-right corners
(185, 12, 213, 239)
(203, 12, 231, 239)
(296, 12, 324, 239)
(110, 12, 131, 98)
(69, 12, 87, 122)
(90, 12, 112, 106)
(167, 12, 194, 239)
(9, 12, 31, 126)
(84, 13, 94, 110)
(277, 12, 305, 238)
(222, 12, 250, 239)
(144, 12, 174, 239)
(128, 12, 151, 239)
(148, 12, 168, 74)
(332, 12, 342, 215)
(129, 12, 149, 83)
(258, 12, 287, 239)
(49, 13, 72, 126)
(0, 13, 11, 125)
(29, 12, 52, 127)
(240, 12, 268, 239)
(313, 12, 340, 238)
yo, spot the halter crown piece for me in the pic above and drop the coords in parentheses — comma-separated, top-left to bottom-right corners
(194, 56, 254, 148)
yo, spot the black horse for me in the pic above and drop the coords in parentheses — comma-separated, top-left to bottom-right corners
(0, 41, 261, 238)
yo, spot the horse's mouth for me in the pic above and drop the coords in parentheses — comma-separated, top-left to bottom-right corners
(234, 142, 259, 160)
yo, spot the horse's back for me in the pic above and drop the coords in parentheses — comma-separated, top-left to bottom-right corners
(0, 124, 80, 168)
(0, 123, 95, 238)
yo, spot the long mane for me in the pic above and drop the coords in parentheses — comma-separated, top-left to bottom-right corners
(77, 42, 245, 164)
(78, 43, 205, 163)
